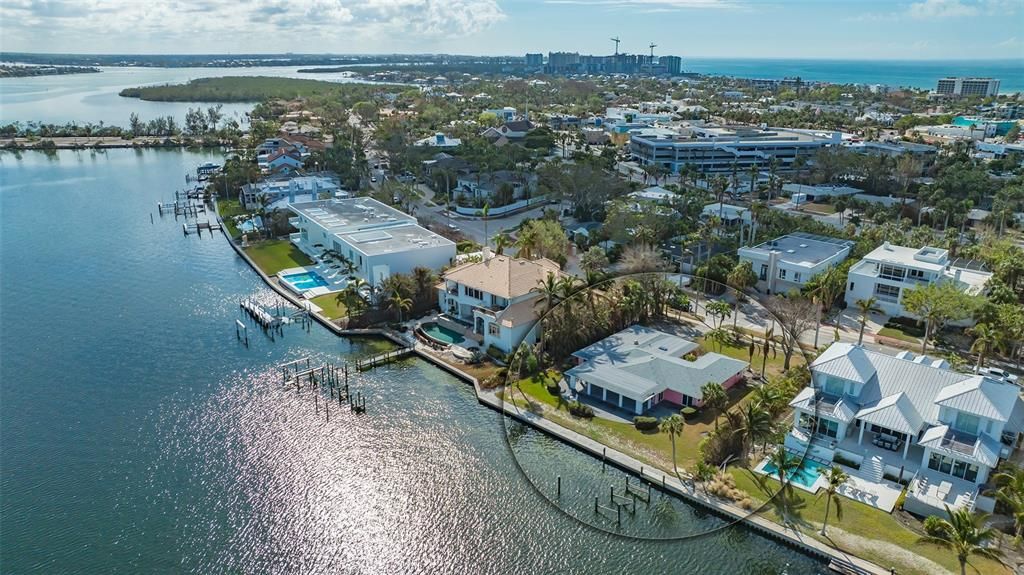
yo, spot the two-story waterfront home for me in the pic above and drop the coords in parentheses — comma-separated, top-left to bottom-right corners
(437, 253, 562, 354)
(288, 197, 454, 287)
(786, 342, 1023, 516)
(844, 242, 992, 321)
(738, 232, 854, 294)
(565, 325, 748, 415)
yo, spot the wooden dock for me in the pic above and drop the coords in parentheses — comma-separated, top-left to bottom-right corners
(183, 220, 222, 236)
(355, 346, 414, 371)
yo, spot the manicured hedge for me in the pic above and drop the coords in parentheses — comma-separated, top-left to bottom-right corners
(633, 416, 659, 431)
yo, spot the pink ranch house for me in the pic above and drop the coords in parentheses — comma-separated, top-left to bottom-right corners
(565, 325, 748, 415)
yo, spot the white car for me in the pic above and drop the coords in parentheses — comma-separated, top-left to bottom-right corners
(981, 367, 1019, 385)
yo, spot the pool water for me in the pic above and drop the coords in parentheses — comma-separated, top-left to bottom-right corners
(283, 271, 330, 290)
(421, 323, 465, 345)
(763, 456, 827, 488)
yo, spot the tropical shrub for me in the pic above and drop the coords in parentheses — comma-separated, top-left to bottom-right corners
(633, 416, 660, 431)
(568, 401, 594, 418)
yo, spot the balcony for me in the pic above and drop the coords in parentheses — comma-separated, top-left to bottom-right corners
(939, 429, 979, 457)
(288, 217, 300, 227)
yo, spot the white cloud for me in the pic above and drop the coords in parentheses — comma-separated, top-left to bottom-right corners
(545, 0, 741, 9)
(0, 0, 507, 52)
(906, 0, 978, 19)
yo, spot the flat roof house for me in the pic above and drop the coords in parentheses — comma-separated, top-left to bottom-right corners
(565, 325, 748, 415)
(289, 198, 455, 286)
(844, 242, 992, 320)
(786, 343, 1023, 516)
(437, 254, 563, 354)
(738, 232, 854, 294)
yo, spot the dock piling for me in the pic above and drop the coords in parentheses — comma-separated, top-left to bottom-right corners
(557, 476, 561, 498)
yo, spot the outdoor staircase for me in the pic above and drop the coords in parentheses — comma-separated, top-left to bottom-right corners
(860, 455, 885, 483)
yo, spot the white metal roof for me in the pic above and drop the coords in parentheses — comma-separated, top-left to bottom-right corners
(934, 375, 1020, 421)
(857, 392, 925, 435)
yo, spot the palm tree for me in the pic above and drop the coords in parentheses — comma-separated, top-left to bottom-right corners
(700, 382, 729, 431)
(387, 294, 413, 323)
(660, 413, 686, 475)
(492, 232, 511, 255)
(968, 323, 1001, 372)
(752, 384, 784, 417)
(817, 466, 849, 535)
(768, 447, 801, 517)
(989, 467, 1024, 549)
(854, 297, 882, 345)
(918, 506, 1004, 575)
(733, 402, 773, 459)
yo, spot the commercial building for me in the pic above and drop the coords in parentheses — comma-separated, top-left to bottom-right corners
(630, 126, 841, 174)
(786, 343, 1023, 516)
(935, 77, 1001, 97)
(288, 197, 455, 286)
(565, 325, 747, 415)
(844, 242, 992, 320)
(525, 53, 544, 69)
(437, 254, 563, 354)
(738, 232, 854, 294)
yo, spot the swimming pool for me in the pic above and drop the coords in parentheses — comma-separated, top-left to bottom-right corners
(282, 271, 330, 291)
(419, 322, 465, 345)
(762, 455, 827, 488)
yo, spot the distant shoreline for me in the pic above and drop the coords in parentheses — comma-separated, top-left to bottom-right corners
(0, 64, 100, 78)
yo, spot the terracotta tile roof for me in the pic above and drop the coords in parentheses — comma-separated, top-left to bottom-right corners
(442, 255, 562, 299)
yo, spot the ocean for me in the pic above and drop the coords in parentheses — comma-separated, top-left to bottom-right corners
(683, 58, 1024, 92)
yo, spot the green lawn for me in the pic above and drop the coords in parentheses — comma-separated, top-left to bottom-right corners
(244, 240, 313, 275)
(216, 198, 249, 239)
(508, 367, 754, 473)
(878, 326, 922, 344)
(699, 331, 798, 378)
(729, 470, 1010, 575)
(310, 294, 347, 320)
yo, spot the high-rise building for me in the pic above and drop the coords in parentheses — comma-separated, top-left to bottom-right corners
(525, 53, 543, 68)
(935, 77, 1001, 97)
(657, 56, 682, 76)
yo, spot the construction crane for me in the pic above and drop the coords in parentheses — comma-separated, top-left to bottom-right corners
(649, 43, 658, 58)
(610, 36, 621, 55)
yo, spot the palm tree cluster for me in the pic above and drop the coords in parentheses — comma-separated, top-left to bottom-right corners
(532, 272, 682, 364)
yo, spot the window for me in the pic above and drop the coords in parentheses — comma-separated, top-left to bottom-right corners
(849, 282, 855, 291)
(954, 412, 980, 435)
(488, 323, 501, 336)
(463, 286, 483, 300)
(874, 284, 900, 299)
(815, 418, 839, 438)
(778, 268, 787, 280)
(928, 453, 982, 482)
(793, 272, 802, 283)
(878, 264, 906, 281)
(909, 269, 926, 280)
(759, 264, 768, 281)
(823, 377, 845, 396)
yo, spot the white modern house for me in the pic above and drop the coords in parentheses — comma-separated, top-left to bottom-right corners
(288, 198, 455, 286)
(786, 343, 1023, 516)
(701, 203, 752, 226)
(437, 254, 563, 354)
(240, 174, 341, 210)
(738, 232, 854, 294)
(565, 325, 748, 415)
(844, 242, 992, 320)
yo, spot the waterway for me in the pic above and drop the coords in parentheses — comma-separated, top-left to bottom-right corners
(0, 66, 391, 128)
(0, 149, 828, 572)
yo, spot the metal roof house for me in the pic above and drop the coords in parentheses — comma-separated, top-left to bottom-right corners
(565, 325, 748, 415)
(786, 342, 1023, 517)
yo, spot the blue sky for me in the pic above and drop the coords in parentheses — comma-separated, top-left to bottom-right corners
(1, 0, 1021, 60)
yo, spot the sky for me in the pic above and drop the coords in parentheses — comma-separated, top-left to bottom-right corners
(1, 0, 1022, 60)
